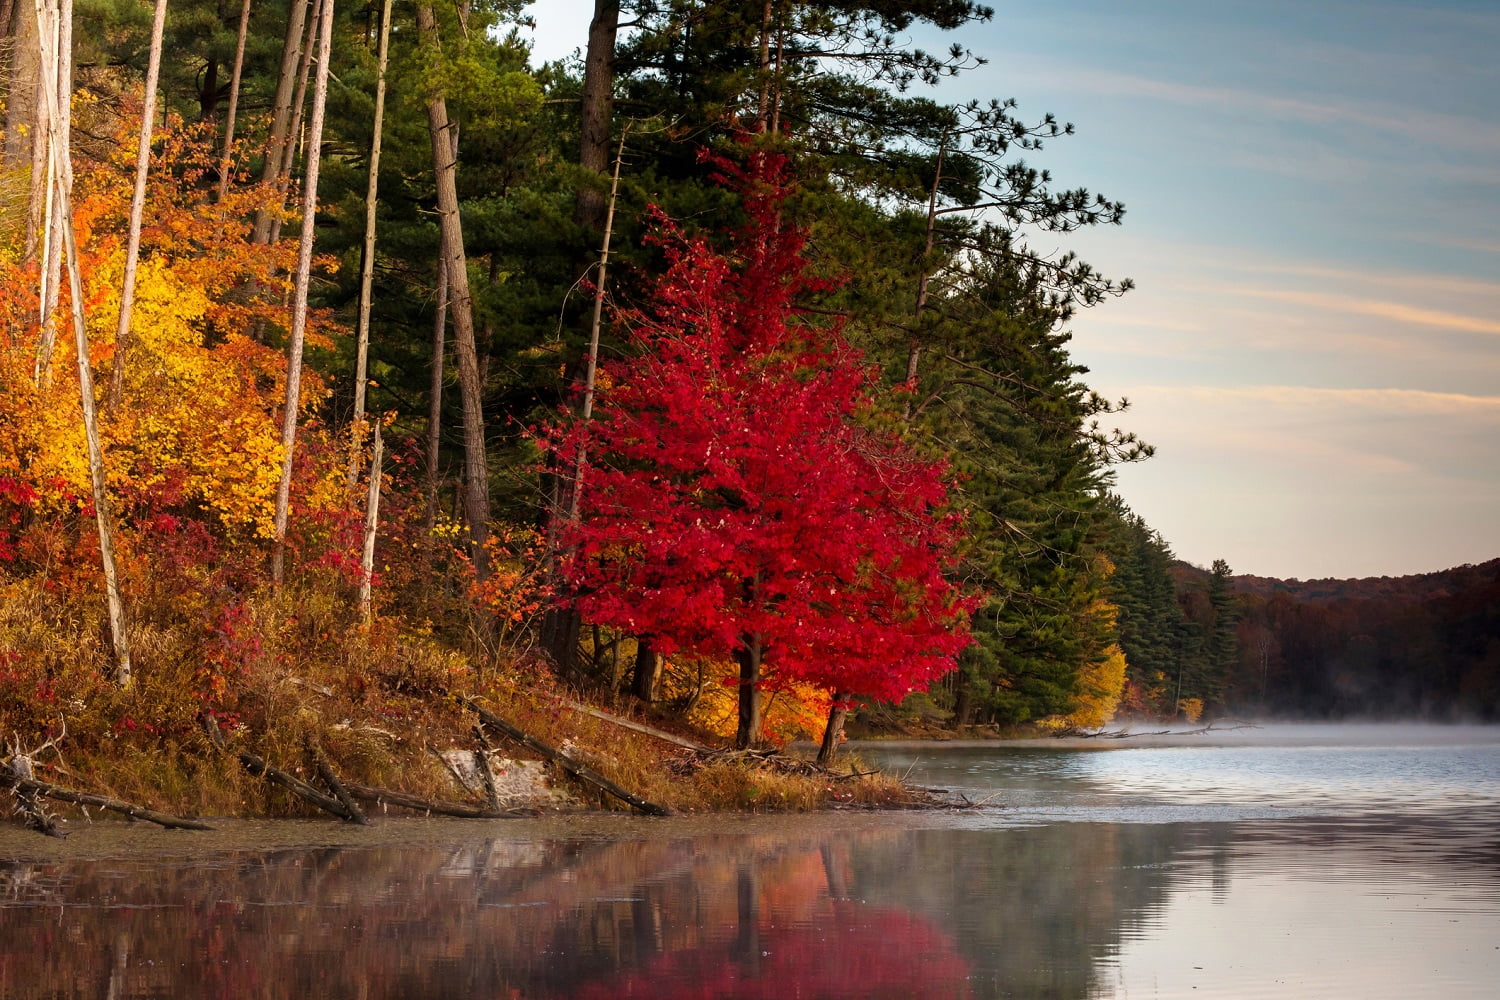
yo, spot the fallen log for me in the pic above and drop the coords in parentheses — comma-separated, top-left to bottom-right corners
(1, 763, 212, 831)
(556, 698, 712, 752)
(343, 782, 530, 819)
(201, 717, 361, 823)
(308, 740, 368, 826)
(461, 696, 672, 817)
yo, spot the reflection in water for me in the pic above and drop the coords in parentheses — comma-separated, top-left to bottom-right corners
(2, 728, 1498, 999)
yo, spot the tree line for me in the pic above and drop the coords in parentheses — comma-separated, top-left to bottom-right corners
(3, 0, 1275, 758)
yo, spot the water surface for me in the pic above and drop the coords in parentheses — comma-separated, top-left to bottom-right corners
(2, 723, 1496, 998)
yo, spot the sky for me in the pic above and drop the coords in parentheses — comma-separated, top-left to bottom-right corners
(522, 1, 1500, 581)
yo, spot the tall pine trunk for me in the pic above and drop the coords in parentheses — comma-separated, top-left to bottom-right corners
(573, 0, 618, 232)
(266, 0, 321, 246)
(251, 0, 310, 243)
(416, 2, 489, 579)
(270, 0, 335, 585)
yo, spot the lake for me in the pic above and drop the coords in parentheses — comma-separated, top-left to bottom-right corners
(2, 723, 1497, 998)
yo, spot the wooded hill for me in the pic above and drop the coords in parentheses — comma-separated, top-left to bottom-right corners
(1221, 559, 1500, 720)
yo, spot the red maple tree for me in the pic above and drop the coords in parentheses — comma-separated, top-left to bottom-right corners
(553, 147, 973, 747)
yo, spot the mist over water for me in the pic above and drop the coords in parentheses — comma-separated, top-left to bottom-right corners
(2, 723, 1496, 999)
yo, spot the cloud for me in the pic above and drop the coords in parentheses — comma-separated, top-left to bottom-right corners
(1130, 384, 1500, 416)
(1236, 289, 1500, 337)
(1037, 68, 1500, 157)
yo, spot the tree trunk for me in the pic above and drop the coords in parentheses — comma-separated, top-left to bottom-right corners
(3, 0, 40, 253)
(347, 0, 393, 486)
(270, 0, 335, 585)
(735, 634, 764, 749)
(358, 422, 382, 623)
(423, 255, 446, 536)
(573, 0, 618, 232)
(36, 0, 132, 684)
(816, 693, 850, 767)
(215, 0, 253, 201)
(630, 639, 660, 703)
(251, 0, 310, 243)
(266, 0, 321, 245)
(417, 2, 489, 579)
(107, 0, 168, 413)
(32, 0, 67, 383)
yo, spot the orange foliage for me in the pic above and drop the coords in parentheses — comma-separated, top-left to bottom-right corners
(0, 104, 344, 540)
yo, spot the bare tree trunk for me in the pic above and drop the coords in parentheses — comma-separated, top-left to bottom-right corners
(416, 2, 489, 579)
(566, 124, 628, 524)
(36, 0, 131, 684)
(106, 0, 168, 414)
(755, 1, 771, 131)
(423, 255, 446, 536)
(215, 0, 253, 201)
(270, 0, 335, 586)
(251, 0, 309, 243)
(347, 0, 392, 486)
(32, 0, 67, 384)
(902, 137, 947, 418)
(266, 0, 321, 246)
(574, 0, 618, 231)
(358, 422, 382, 623)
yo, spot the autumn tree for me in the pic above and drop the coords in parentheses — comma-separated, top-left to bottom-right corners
(552, 148, 972, 748)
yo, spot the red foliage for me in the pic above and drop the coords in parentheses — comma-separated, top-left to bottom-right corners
(550, 145, 973, 707)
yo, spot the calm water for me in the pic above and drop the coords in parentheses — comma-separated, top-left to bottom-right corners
(2, 723, 1497, 998)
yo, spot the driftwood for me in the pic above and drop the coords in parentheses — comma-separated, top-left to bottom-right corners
(2, 761, 212, 831)
(462, 696, 672, 817)
(343, 782, 530, 819)
(2, 757, 66, 837)
(201, 717, 362, 823)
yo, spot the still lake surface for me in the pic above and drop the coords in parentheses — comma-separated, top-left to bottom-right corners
(2, 723, 1497, 998)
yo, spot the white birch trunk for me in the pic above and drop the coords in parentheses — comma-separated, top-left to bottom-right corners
(359, 423, 383, 624)
(106, 0, 167, 412)
(270, 0, 335, 585)
(348, 0, 393, 485)
(35, 0, 131, 683)
(215, 0, 252, 201)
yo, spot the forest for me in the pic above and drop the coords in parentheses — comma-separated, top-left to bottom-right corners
(0, 2, 1491, 822)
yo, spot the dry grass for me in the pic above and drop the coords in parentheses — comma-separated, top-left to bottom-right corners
(2, 571, 920, 822)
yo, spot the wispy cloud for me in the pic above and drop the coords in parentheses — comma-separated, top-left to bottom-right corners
(1039, 67, 1500, 157)
(1236, 289, 1500, 337)
(1130, 384, 1500, 416)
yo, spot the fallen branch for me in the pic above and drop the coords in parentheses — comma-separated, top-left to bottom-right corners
(1, 762, 211, 831)
(201, 716, 361, 823)
(462, 696, 672, 817)
(307, 739, 368, 826)
(557, 698, 712, 752)
(343, 782, 530, 819)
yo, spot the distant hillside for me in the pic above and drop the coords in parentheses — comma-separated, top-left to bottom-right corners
(1169, 558, 1500, 720)
(1227, 558, 1500, 605)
